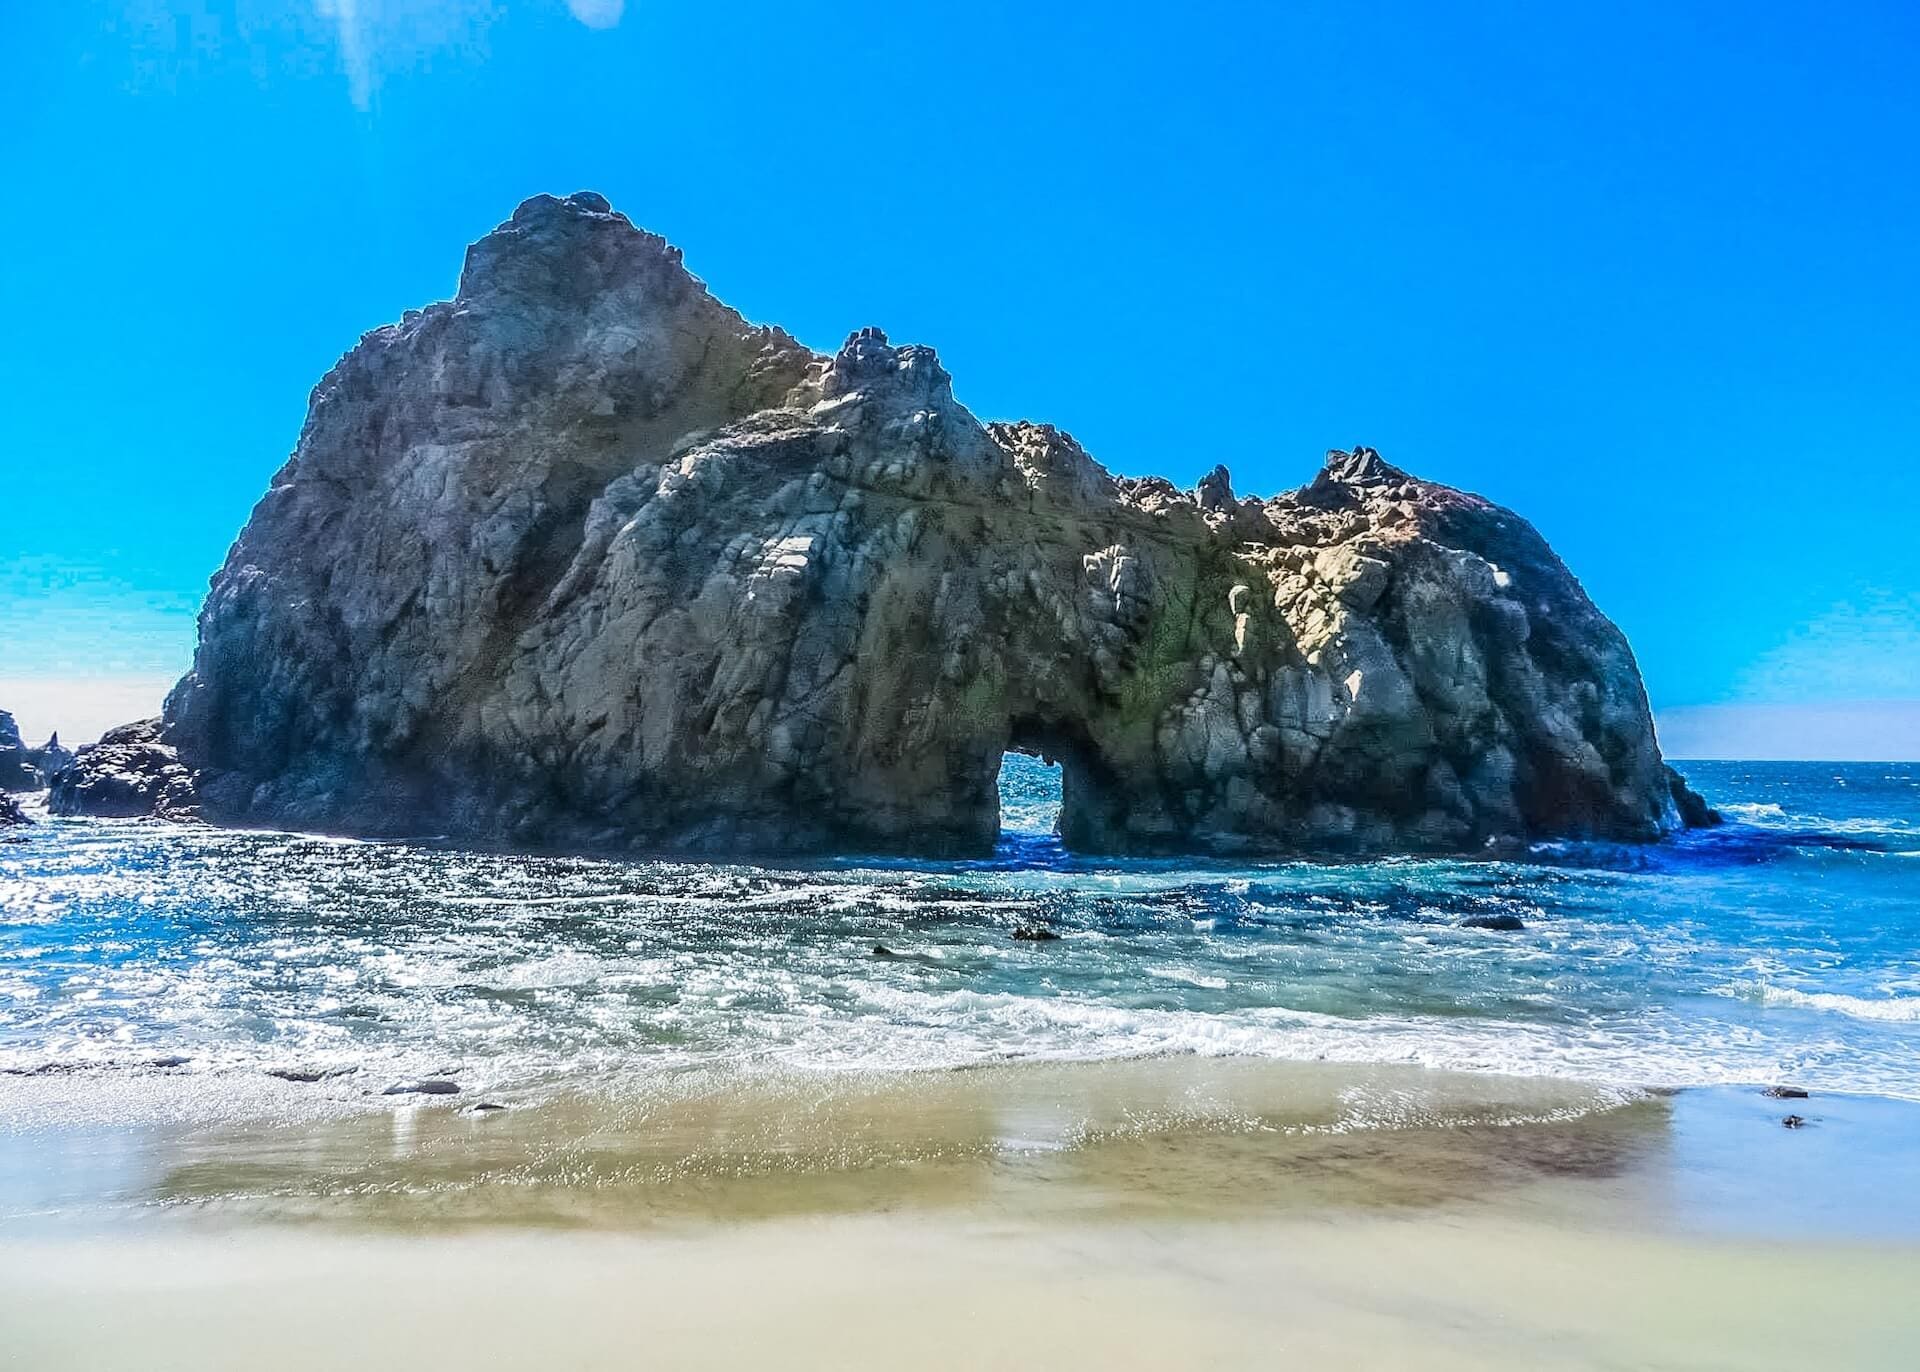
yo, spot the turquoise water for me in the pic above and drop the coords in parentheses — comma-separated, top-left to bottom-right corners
(1, 760, 1916, 1107)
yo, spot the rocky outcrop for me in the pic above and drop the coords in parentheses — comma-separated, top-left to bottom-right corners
(0, 711, 38, 792)
(0, 792, 28, 828)
(1, 714, 76, 792)
(28, 732, 75, 782)
(78, 192, 1707, 856)
(48, 720, 199, 820)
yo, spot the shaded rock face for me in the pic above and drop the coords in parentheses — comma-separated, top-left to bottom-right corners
(96, 192, 1699, 856)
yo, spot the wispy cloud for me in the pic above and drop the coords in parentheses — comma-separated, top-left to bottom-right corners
(310, 1, 518, 112)
(313, 0, 373, 110)
(566, 0, 626, 28)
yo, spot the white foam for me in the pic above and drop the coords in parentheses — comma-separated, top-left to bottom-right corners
(1746, 984, 1920, 1023)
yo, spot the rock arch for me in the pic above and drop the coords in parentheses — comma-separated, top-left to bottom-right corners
(80, 193, 1712, 855)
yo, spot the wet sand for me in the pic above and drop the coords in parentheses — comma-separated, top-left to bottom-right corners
(4, 1058, 1919, 1368)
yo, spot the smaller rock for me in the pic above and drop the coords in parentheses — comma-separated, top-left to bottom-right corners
(1782, 1114, 1807, 1129)
(1460, 914, 1526, 932)
(871, 944, 897, 958)
(1665, 764, 1722, 828)
(466, 1102, 509, 1113)
(383, 1079, 460, 1096)
(0, 793, 29, 828)
(1762, 1086, 1809, 1100)
(1012, 926, 1061, 942)
(149, 1054, 191, 1068)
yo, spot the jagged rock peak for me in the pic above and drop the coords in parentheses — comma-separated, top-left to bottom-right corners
(1323, 445, 1410, 486)
(1195, 464, 1236, 510)
(57, 191, 1712, 857)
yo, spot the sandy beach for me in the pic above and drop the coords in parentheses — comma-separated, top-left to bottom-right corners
(5, 1058, 1918, 1370)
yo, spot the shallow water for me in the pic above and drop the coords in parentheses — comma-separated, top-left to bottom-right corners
(3, 760, 1916, 1117)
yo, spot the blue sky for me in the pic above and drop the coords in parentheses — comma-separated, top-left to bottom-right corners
(2, 2, 1916, 754)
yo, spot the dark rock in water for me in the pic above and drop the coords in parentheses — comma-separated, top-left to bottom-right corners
(48, 719, 200, 820)
(1012, 927, 1062, 942)
(0, 710, 38, 792)
(149, 1054, 191, 1068)
(0, 792, 29, 829)
(1762, 1086, 1810, 1100)
(1460, 914, 1527, 931)
(871, 944, 897, 958)
(1665, 764, 1722, 828)
(1782, 1114, 1807, 1129)
(103, 192, 1702, 858)
(383, 1079, 460, 1096)
(466, 1102, 509, 1113)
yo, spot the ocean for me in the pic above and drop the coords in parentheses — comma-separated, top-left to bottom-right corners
(3, 759, 1916, 1114)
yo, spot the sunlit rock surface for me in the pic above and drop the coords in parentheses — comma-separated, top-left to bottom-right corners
(72, 192, 1707, 855)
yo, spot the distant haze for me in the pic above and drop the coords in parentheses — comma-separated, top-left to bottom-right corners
(1658, 702, 1920, 763)
(3, 671, 1916, 763)
(0, 676, 180, 748)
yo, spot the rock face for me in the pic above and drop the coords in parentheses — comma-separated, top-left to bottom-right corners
(74, 192, 1710, 855)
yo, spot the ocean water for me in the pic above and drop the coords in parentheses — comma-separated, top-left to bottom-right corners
(2, 759, 1917, 1114)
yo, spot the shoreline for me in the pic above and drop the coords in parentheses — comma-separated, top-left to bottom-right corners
(7, 1054, 1918, 1239)
(4, 1059, 1919, 1370)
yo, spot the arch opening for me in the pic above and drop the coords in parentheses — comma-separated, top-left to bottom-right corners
(993, 716, 1124, 857)
(995, 749, 1063, 849)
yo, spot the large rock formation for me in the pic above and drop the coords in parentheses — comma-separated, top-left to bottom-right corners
(67, 192, 1711, 855)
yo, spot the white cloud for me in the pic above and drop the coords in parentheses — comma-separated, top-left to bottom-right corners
(566, 0, 626, 28)
(309, 1, 506, 111)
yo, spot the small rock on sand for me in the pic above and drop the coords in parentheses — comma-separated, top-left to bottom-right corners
(383, 1079, 460, 1096)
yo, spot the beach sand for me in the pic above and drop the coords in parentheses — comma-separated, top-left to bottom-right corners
(4, 1058, 1918, 1369)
